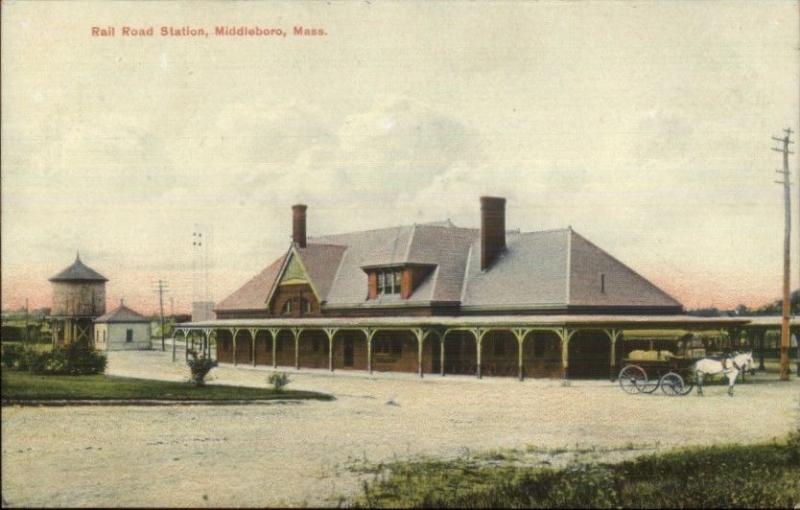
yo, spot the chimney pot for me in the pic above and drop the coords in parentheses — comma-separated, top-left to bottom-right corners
(480, 196, 506, 270)
(292, 204, 308, 248)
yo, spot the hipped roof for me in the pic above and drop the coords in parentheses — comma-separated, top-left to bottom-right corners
(216, 221, 682, 313)
(49, 254, 108, 282)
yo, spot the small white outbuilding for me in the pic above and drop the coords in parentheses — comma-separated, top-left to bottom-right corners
(93, 302, 151, 351)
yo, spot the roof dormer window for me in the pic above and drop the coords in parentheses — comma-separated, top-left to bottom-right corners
(377, 269, 402, 295)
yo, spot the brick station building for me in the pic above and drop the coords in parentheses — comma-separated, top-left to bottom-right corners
(179, 197, 748, 380)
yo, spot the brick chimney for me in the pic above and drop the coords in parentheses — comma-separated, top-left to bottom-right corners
(292, 204, 307, 248)
(480, 196, 506, 270)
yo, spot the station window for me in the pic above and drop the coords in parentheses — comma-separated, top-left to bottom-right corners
(126, 329, 133, 343)
(281, 300, 292, 315)
(374, 337, 402, 355)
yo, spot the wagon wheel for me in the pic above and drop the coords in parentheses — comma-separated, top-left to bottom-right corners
(660, 372, 685, 396)
(637, 374, 660, 394)
(677, 380, 694, 396)
(676, 375, 694, 396)
(618, 365, 647, 394)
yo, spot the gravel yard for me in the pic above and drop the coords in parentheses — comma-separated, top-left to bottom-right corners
(3, 349, 799, 508)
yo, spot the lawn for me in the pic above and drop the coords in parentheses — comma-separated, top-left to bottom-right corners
(353, 434, 800, 508)
(1, 371, 333, 402)
(2, 341, 54, 353)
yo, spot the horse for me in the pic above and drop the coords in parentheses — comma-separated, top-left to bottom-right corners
(694, 351, 754, 397)
(734, 350, 757, 380)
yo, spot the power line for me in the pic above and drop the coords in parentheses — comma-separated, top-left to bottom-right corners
(772, 128, 794, 381)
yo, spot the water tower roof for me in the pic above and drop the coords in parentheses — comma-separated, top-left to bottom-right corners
(49, 253, 108, 282)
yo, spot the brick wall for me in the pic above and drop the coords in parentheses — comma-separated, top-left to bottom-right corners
(480, 331, 518, 377)
(332, 330, 369, 370)
(213, 327, 581, 379)
(298, 330, 329, 369)
(234, 332, 253, 364)
(443, 330, 478, 375)
(522, 331, 562, 378)
(371, 331, 419, 373)
(254, 332, 272, 365)
(270, 283, 320, 317)
(217, 332, 233, 363)
(274, 330, 296, 367)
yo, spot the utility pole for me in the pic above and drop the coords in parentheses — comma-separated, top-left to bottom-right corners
(796, 128, 800, 375)
(773, 128, 794, 381)
(24, 298, 29, 346)
(153, 280, 169, 356)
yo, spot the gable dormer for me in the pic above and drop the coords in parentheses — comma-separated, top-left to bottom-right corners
(362, 263, 435, 300)
(268, 252, 320, 317)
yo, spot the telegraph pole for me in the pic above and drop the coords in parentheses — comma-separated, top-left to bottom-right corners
(24, 298, 29, 346)
(773, 128, 794, 381)
(153, 280, 169, 355)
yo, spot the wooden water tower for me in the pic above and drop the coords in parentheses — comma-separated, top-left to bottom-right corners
(48, 253, 108, 345)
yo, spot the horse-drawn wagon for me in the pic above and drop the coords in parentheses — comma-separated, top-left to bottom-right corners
(617, 334, 754, 397)
(617, 333, 706, 396)
(618, 350, 697, 396)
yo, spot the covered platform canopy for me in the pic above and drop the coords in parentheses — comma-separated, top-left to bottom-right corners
(176, 315, 752, 381)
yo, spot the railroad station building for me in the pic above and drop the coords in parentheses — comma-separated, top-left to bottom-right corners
(178, 197, 748, 380)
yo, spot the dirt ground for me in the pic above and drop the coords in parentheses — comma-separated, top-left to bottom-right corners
(3, 349, 799, 508)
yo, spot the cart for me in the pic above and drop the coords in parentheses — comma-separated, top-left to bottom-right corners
(617, 333, 707, 396)
(618, 357, 695, 396)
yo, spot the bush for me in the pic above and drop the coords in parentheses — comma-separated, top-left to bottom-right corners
(268, 372, 291, 392)
(186, 349, 217, 386)
(46, 348, 69, 374)
(0, 326, 23, 342)
(1, 343, 23, 369)
(1, 342, 105, 375)
(61, 341, 106, 375)
(21, 349, 51, 374)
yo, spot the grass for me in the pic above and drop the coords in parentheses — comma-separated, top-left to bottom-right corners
(1, 371, 333, 402)
(2, 341, 53, 353)
(351, 434, 800, 508)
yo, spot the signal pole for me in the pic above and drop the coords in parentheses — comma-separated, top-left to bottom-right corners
(773, 128, 794, 381)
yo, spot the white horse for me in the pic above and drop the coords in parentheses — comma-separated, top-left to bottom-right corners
(694, 351, 754, 397)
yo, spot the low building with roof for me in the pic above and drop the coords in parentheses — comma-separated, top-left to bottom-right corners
(178, 197, 750, 380)
(93, 301, 152, 351)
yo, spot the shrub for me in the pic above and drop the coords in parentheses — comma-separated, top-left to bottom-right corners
(1, 342, 105, 375)
(46, 347, 69, 374)
(61, 341, 106, 375)
(21, 349, 51, 374)
(0, 326, 23, 342)
(268, 372, 291, 392)
(1, 343, 23, 369)
(186, 349, 217, 386)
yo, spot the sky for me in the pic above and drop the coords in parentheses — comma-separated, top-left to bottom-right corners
(2, 0, 799, 314)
